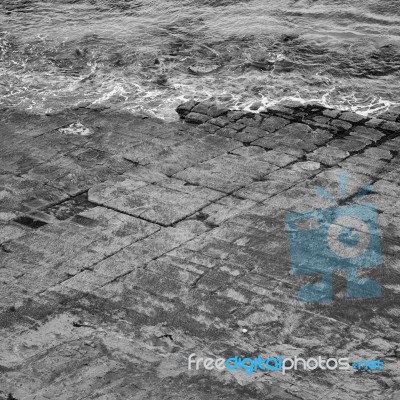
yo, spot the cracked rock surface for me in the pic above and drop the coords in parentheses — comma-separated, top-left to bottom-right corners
(0, 102, 400, 399)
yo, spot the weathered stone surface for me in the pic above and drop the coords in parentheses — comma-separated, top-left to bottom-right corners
(308, 168, 373, 199)
(185, 112, 211, 124)
(381, 120, 400, 132)
(176, 99, 198, 118)
(339, 111, 366, 123)
(234, 168, 302, 202)
(264, 104, 294, 115)
(379, 137, 400, 152)
(191, 102, 228, 118)
(373, 179, 400, 198)
(378, 110, 400, 122)
(1, 102, 400, 400)
(91, 180, 214, 226)
(0, 175, 68, 213)
(199, 195, 257, 225)
(88, 177, 149, 204)
(218, 126, 263, 142)
(350, 125, 385, 142)
(175, 153, 278, 193)
(0, 222, 28, 243)
(353, 193, 400, 215)
(208, 115, 230, 127)
(239, 114, 263, 127)
(312, 115, 331, 125)
(364, 147, 393, 160)
(230, 146, 296, 166)
(227, 110, 252, 121)
(157, 177, 224, 202)
(199, 121, 220, 134)
(273, 144, 306, 157)
(0, 108, 78, 139)
(307, 146, 350, 166)
(365, 117, 384, 128)
(123, 134, 240, 175)
(330, 118, 353, 131)
(275, 122, 312, 137)
(328, 137, 371, 152)
(260, 115, 290, 132)
(339, 155, 389, 177)
(322, 108, 341, 118)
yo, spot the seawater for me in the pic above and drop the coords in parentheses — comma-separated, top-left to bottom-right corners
(1, 0, 400, 119)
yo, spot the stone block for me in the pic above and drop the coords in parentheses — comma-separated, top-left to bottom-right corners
(223, 128, 263, 143)
(0, 176, 68, 213)
(147, 256, 204, 285)
(365, 118, 384, 128)
(351, 125, 385, 141)
(191, 293, 241, 319)
(234, 178, 295, 202)
(377, 110, 399, 122)
(191, 102, 211, 115)
(353, 193, 400, 216)
(328, 137, 370, 152)
(185, 112, 211, 125)
(339, 111, 366, 123)
(373, 180, 400, 199)
(124, 269, 190, 300)
(176, 100, 198, 118)
(307, 146, 349, 166)
(175, 154, 278, 193)
(322, 109, 341, 118)
(231, 146, 296, 166)
(157, 177, 224, 202)
(200, 122, 220, 134)
(195, 269, 236, 292)
(208, 116, 229, 127)
(260, 116, 290, 132)
(226, 207, 285, 235)
(0, 223, 28, 244)
(339, 155, 388, 177)
(312, 116, 331, 125)
(199, 196, 256, 225)
(330, 119, 353, 131)
(99, 183, 213, 226)
(93, 249, 144, 278)
(381, 121, 400, 133)
(364, 148, 393, 160)
(61, 271, 112, 293)
(166, 248, 219, 269)
(121, 223, 205, 264)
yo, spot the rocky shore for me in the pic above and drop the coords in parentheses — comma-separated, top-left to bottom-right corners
(0, 100, 399, 399)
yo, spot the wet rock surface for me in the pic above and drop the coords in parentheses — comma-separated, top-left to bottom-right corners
(0, 102, 400, 399)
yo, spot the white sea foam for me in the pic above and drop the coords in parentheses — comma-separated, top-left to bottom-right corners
(1, 0, 399, 118)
